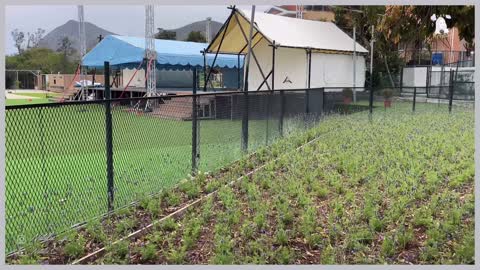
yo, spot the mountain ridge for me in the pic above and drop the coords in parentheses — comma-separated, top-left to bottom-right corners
(37, 19, 224, 54)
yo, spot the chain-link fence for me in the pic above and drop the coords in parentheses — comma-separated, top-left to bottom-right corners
(5, 83, 470, 253)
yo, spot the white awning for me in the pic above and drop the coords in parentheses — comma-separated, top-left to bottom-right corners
(207, 8, 369, 55)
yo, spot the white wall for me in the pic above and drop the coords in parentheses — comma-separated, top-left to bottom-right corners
(247, 42, 366, 90)
(402, 67, 427, 87)
(274, 47, 308, 89)
(248, 40, 308, 91)
(122, 68, 145, 88)
(310, 53, 366, 88)
(247, 39, 272, 91)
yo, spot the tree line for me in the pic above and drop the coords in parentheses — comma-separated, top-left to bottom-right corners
(7, 28, 79, 74)
(333, 5, 474, 87)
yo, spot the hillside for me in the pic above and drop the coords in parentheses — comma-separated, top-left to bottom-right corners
(37, 20, 116, 53)
(165, 19, 223, 41)
(36, 18, 223, 54)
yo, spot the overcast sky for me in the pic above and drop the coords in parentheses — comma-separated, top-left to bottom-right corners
(5, 5, 270, 55)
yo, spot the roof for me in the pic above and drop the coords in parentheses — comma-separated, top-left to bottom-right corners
(207, 8, 368, 55)
(82, 35, 242, 69)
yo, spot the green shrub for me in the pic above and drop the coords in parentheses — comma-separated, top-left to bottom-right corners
(369, 216, 384, 232)
(397, 227, 414, 250)
(274, 246, 294, 264)
(454, 233, 474, 264)
(160, 217, 178, 232)
(139, 243, 157, 262)
(320, 245, 336, 264)
(275, 228, 288, 246)
(64, 235, 86, 258)
(381, 236, 395, 257)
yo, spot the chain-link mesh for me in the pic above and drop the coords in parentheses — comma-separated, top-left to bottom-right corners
(6, 103, 108, 253)
(110, 96, 194, 208)
(4, 86, 472, 253)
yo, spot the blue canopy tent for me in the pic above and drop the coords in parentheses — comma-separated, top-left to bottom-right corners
(82, 35, 244, 90)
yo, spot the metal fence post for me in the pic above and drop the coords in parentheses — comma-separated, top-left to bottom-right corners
(448, 69, 454, 113)
(399, 67, 404, 94)
(241, 91, 249, 152)
(412, 87, 417, 112)
(104, 61, 114, 212)
(192, 68, 199, 174)
(305, 88, 310, 127)
(369, 86, 374, 120)
(279, 91, 285, 136)
(321, 87, 325, 116)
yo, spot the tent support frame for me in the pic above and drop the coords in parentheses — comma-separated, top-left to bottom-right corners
(234, 12, 271, 90)
(239, 32, 261, 54)
(204, 8, 235, 91)
(256, 71, 273, 90)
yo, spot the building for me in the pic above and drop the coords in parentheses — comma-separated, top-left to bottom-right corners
(265, 5, 335, 22)
(207, 8, 368, 91)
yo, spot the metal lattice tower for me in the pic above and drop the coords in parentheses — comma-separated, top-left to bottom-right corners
(296, 5, 304, 19)
(145, 5, 156, 98)
(206, 17, 212, 43)
(78, 5, 87, 100)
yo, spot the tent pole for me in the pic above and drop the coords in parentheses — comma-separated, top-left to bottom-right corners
(202, 50, 207, 92)
(242, 6, 255, 153)
(307, 49, 312, 89)
(243, 8, 255, 92)
(205, 9, 234, 91)
(271, 40, 276, 91)
(237, 53, 241, 90)
(353, 26, 357, 103)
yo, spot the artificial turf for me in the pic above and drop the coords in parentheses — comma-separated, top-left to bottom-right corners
(5, 102, 293, 253)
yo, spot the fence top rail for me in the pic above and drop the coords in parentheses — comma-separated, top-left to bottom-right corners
(5, 86, 398, 110)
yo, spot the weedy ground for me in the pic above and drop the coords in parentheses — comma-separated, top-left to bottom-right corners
(7, 102, 474, 264)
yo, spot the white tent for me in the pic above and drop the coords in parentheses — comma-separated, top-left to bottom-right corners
(207, 8, 368, 90)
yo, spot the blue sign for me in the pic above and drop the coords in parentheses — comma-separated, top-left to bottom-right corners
(432, 53, 443, 65)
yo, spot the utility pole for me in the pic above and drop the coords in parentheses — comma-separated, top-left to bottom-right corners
(353, 26, 357, 103)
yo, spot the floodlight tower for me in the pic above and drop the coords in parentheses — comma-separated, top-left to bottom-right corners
(78, 5, 87, 100)
(145, 5, 157, 105)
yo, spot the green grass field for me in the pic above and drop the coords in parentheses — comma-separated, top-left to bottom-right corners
(6, 98, 52, 106)
(5, 102, 299, 253)
(5, 92, 62, 106)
